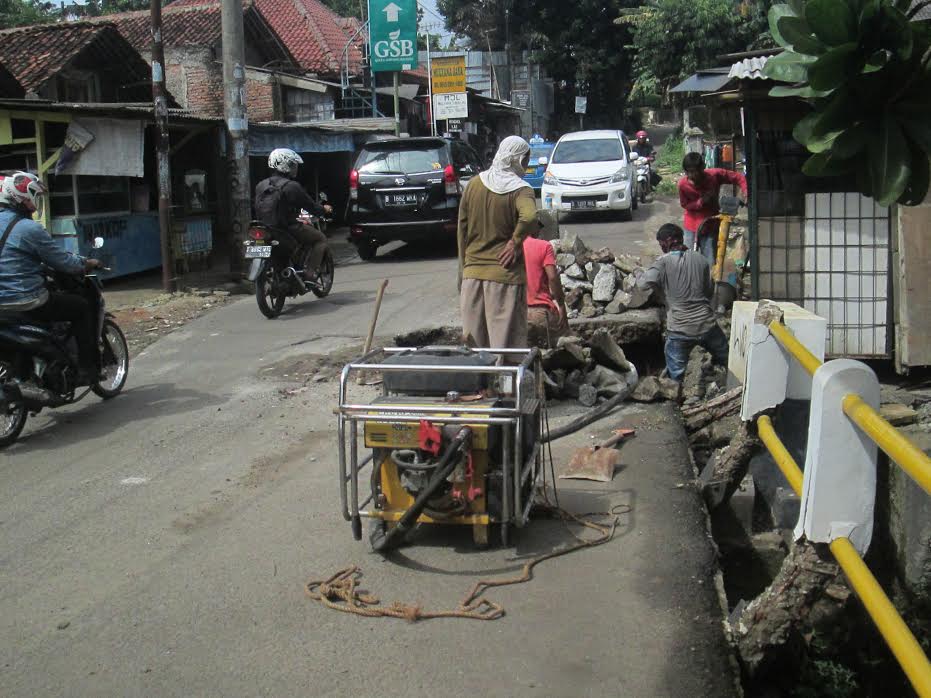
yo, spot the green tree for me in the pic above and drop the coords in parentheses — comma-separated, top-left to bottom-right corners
(320, 0, 364, 19)
(0, 0, 52, 27)
(763, 0, 931, 205)
(438, 0, 638, 129)
(623, 0, 772, 102)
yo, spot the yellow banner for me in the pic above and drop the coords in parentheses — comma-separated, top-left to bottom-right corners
(431, 56, 466, 95)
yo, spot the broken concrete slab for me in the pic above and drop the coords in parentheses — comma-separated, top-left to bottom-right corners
(542, 335, 587, 371)
(729, 472, 756, 534)
(571, 308, 664, 345)
(589, 328, 631, 372)
(565, 286, 585, 310)
(559, 229, 589, 257)
(631, 376, 681, 402)
(585, 261, 599, 282)
(560, 275, 593, 292)
(605, 290, 631, 315)
(612, 253, 642, 275)
(580, 294, 597, 318)
(880, 402, 918, 426)
(555, 253, 576, 268)
(592, 265, 617, 303)
(625, 286, 653, 309)
(579, 383, 598, 407)
(587, 364, 629, 395)
(564, 263, 586, 280)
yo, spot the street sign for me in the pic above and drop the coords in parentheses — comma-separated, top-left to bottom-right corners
(431, 56, 466, 94)
(433, 92, 468, 119)
(512, 90, 530, 110)
(368, 0, 417, 72)
(575, 96, 587, 114)
(447, 118, 463, 132)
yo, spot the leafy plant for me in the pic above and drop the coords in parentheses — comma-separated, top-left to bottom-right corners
(763, 0, 931, 205)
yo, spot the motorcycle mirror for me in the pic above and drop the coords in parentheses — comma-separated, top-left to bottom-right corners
(93, 237, 105, 249)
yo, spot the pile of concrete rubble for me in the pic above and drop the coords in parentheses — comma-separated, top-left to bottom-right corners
(551, 230, 654, 319)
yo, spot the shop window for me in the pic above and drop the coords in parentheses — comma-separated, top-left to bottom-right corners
(48, 174, 76, 217)
(284, 88, 334, 122)
(76, 176, 130, 215)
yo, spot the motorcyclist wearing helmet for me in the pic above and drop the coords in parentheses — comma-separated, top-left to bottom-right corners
(0, 171, 103, 384)
(254, 148, 333, 279)
(633, 130, 654, 159)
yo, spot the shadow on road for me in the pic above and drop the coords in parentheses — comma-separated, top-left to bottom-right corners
(3, 383, 225, 455)
(272, 289, 377, 321)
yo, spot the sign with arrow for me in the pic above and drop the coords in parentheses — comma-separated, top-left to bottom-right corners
(368, 0, 418, 73)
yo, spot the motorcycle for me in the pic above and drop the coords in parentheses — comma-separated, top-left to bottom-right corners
(244, 219, 334, 319)
(0, 237, 130, 448)
(632, 153, 655, 203)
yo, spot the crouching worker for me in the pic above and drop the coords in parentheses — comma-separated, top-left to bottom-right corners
(636, 223, 728, 381)
(523, 223, 569, 348)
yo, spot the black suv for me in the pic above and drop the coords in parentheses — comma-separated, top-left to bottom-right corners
(348, 137, 483, 260)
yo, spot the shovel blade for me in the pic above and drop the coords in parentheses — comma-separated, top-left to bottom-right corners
(560, 447, 621, 482)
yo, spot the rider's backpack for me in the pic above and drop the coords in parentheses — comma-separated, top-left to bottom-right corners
(254, 176, 289, 230)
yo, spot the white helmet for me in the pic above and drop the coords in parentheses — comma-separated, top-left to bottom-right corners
(0, 171, 47, 215)
(268, 148, 303, 175)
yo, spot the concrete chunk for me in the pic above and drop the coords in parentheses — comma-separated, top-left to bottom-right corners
(592, 265, 617, 303)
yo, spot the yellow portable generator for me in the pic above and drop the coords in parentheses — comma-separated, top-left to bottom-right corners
(337, 346, 544, 550)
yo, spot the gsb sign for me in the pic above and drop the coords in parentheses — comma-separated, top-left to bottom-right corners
(373, 39, 415, 60)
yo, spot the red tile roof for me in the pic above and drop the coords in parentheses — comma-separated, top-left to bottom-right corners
(86, 2, 227, 51)
(0, 22, 134, 92)
(250, 0, 364, 76)
(0, 62, 25, 98)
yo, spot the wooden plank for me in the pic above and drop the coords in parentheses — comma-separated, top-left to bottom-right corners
(896, 195, 931, 367)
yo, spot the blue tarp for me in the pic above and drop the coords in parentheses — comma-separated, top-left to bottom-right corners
(249, 124, 355, 155)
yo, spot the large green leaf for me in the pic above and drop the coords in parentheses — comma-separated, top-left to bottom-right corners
(809, 89, 856, 138)
(806, 0, 858, 46)
(793, 111, 822, 146)
(829, 122, 871, 158)
(881, 5, 913, 60)
(898, 148, 930, 205)
(869, 117, 911, 205)
(777, 15, 827, 54)
(763, 50, 816, 83)
(899, 115, 931, 154)
(808, 43, 858, 91)
(859, 0, 882, 29)
(769, 4, 798, 49)
(801, 150, 854, 177)
(863, 49, 890, 73)
(769, 84, 834, 98)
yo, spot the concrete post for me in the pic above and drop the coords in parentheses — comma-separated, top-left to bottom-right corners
(221, 0, 250, 273)
(150, 0, 175, 292)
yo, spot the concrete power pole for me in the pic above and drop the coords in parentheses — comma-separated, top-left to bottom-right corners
(150, 0, 175, 292)
(221, 0, 250, 274)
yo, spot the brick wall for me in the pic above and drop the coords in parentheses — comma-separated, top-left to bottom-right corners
(247, 75, 277, 122)
(184, 65, 224, 117)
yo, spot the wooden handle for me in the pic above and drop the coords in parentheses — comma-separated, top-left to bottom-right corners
(357, 279, 389, 385)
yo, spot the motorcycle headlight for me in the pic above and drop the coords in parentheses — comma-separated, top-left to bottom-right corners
(543, 171, 559, 186)
(610, 168, 630, 184)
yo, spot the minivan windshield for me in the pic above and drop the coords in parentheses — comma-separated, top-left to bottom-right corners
(356, 146, 448, 175)
(552, 138, 623, 164)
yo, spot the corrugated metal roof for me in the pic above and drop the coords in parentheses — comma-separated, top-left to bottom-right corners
(912, 0, 931, 20)
(670, 69, 732, 94)
(728, 55, 775, 80)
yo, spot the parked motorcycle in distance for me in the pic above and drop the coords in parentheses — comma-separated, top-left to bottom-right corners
(0, 237, 130, 448)
(632, 153, 655, 203)
(244, 220, 334, 319)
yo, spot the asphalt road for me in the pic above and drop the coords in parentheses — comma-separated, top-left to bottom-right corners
(0, 199, 735, 697)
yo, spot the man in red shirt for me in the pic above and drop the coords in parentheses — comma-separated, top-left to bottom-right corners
(678, 152, 748, 263)
(523, 229, 568, 348)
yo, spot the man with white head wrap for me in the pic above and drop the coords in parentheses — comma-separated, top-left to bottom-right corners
(457, 135, 537, 356)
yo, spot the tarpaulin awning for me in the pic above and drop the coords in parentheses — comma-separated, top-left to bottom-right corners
(670, 69, 733, 94)
(248, 123, 356, 155)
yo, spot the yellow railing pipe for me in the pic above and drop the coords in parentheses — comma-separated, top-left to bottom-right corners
(767, 321, 822, 376)
(842, 394, 931, 496)
(829, 537, 931, 698)
(757, 415, 804, 495)
(755, 423, 931, 697)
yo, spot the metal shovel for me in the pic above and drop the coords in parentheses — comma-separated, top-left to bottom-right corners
(560, 429, 636, 482)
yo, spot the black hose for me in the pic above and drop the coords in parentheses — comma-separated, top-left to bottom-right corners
(370, 427, 472, 552)
(541, 376, 637, 443)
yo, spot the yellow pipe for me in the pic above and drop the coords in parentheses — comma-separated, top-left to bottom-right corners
(713, 214, 731, 283)
(757, 415, 804, 495)
(767, 321, 822, 376)
(843, 394, 931, 496)
(830, 537, 931, 698)
(757, 418, 931, 696)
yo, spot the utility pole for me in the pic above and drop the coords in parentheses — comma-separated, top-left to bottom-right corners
(150, 0, 175, 292)
(425, 30, 436, 136)
(221, 0, 250, 274)
(504, 5, 512, 103)
(393, 72, 401, 136)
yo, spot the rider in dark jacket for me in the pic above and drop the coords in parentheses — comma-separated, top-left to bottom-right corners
(254, 148, 332, 278)
(0, 171, 102, 383)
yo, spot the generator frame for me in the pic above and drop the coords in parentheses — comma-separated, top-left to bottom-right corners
(337, 346, 544, 547)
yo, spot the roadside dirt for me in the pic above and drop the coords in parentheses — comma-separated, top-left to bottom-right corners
(111, 292, 237, 357)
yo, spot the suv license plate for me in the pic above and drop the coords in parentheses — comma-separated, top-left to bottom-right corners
(245, 245, 272, 258)
(386, 193, 418, 206)
(570, 199, 597, 210)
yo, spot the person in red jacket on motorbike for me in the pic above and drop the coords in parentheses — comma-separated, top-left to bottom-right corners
(677, 152, 747, 263)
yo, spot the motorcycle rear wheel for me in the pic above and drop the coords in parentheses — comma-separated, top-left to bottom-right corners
(311, 249, 334, 298)
(0, 359, 27, 448)
(93, 319, 129, 399)
(256, 271, 286, 319)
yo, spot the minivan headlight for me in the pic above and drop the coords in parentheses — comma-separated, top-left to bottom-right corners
(543, 171, 559, 186)
(610, 168, 630, 184)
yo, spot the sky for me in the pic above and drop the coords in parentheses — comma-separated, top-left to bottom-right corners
(417, 0, 454, 45)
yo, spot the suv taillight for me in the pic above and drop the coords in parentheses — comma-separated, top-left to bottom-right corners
(349, 169, 359, 200)
(249, 228, 265, 241)
(444, 164, 459, 196)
